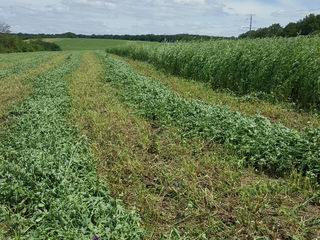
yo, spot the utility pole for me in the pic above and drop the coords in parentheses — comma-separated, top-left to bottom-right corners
(249, 14, 253, 31)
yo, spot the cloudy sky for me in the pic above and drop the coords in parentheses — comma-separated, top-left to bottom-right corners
(0, 0, 319, 37)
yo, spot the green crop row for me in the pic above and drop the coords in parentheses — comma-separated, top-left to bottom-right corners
(103, 55, 320, 182)
(0, 52, 56, 79)
(0, 54, 143, 239)
(0, 51, 46, 65)
(106, 37, 320, 110)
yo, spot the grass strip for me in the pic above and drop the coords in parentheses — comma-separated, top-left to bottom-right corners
(0, 52, 70, 128)
(103, 55, 320, 182)
(106, 37, 320, 110)
(0, 53, 143, 239)
(73, 52, 320, 239)
(0, 52, 56, 80)
(0, 52, 46, 65)
(0, 55, 39, 70)
(112, 54, 319, 131)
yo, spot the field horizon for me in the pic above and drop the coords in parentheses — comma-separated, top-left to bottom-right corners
(46, 38, 153, 51)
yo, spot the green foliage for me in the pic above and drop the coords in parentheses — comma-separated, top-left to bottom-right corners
(0, 53, 143, 239)
(0, 51, 44, 65)
(102, 55, 320, 182)
(29, 39, 62, 51)
(52, 38, 135, 51)
(0, 34, 24, 53)
(240, 14, 320, 38)
(16, 32, 231, 42)
(282, 22, 301, 37)
(239, 24, 284, 39)
(299, 14, 320, 35)
(0, 52, 54, 79)
(0, 34, 61, 53)
(106, 37, 320, 110)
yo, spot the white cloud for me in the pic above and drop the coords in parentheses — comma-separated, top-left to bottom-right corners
(71, 0, 116, 8)
(0, 0, 318, 36)
(223, 0, 281, 16)
(0, 7, 17, 19)
(174, 0, 206, 4)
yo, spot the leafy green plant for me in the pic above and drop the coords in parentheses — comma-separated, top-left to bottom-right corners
(0, 52, 56, 79)
(0, 53, 143, 239)
(0, 34, 61, 53)
(102, 55, 320, 182)
(106, 37, 320, 110)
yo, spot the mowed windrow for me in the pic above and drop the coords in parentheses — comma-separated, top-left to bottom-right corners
(0, 37, 319, 240)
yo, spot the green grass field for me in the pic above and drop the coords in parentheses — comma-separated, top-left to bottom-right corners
(48, 38, 152, 51)
(48, 38, 131, 50)
(1, 38, 320, 239)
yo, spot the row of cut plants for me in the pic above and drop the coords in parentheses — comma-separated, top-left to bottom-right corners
(0, 52, 56, 79)
(0, 53, 143, 239)
(103, 55, 320, 182)
(0, 51, 48, 63)
(106, 37, 320, 110)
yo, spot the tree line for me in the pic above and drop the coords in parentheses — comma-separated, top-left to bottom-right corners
(0, 22, 61, 53)
(239, 14, 320, 39)
(15, 32, 231, 42)
(3, 12, 320, 51)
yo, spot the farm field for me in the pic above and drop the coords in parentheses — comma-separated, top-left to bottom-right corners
(106, 37, 320, 110)
(0, 38, 320, 239)
(47, 38, 155, 51)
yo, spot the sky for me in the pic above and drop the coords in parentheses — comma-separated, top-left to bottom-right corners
(0, 0, 319, 37)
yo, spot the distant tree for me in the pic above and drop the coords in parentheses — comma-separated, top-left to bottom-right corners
(14, 32, 229, 42)
(240, 14, 320, 38)
(310, 30, 320, 36)
(0, 22, 11, 33)
(298, 14, 320, 35)
(267, 24, 283, 37)
(62, 32, 77, 38)
(282, 22, 300, 37)
(239, 24, 283, 39)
